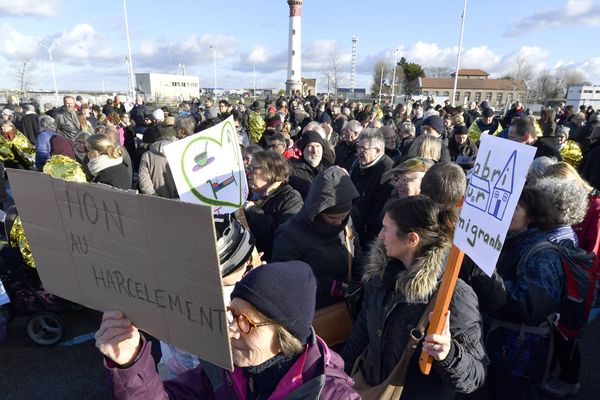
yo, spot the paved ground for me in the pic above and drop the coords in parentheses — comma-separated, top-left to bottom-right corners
(1, 308, 599, 399)
(0, 308, 109, 400)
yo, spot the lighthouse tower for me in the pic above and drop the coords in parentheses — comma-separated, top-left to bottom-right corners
(285, 0, 303, 96)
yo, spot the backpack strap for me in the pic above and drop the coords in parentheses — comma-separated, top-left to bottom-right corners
(485, 240, 560, 343)
(514, 240, 557, 277)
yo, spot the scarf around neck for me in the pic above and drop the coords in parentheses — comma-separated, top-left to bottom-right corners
(87, 154, 123, 177)
(243, 352, 300, 400)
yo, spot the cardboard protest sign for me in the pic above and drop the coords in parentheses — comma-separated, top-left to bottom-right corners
(8, 170, 233, 370)
(164, 116, 248, 214)
(453, 134, 536, 276)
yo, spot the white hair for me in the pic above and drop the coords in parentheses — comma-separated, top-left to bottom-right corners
(303, 121, 326, 139)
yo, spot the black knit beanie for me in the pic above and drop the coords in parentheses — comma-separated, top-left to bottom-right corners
(231, 261, 316, 343)
(299, 130, 325, 152)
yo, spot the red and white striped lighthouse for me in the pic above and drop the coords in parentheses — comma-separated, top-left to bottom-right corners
(285, 0, 303, 96)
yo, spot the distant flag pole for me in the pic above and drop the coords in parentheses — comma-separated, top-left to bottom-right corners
(123, 0, 136, 100)
(452, 0, 467, 107)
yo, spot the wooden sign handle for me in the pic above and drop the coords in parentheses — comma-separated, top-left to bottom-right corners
(419, 244, 464, 375)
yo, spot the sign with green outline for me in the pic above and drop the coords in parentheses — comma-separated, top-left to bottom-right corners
(164, 116, 248, 213)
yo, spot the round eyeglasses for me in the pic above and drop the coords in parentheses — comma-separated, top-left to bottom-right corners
(226, 306, 274, 334)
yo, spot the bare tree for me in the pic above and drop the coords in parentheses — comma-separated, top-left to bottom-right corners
(528, 67, 588, 103)
(504, 55, 535, 103)
(425, 67, 452, 78)
(370, 59, 391, 98)
(511, 55, 534, 85)
(563, 68, 588, 87)
(530, 70, 556, 102)
(13, 56, 34, 94)
(322, 47, 346, 98)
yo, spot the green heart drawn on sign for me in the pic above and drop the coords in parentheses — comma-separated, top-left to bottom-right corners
(181, 120, 244, 207)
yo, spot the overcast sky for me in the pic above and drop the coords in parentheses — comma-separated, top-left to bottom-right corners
(0, 0, 598, 93)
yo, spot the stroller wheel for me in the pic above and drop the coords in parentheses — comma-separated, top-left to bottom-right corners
(26, 312, 63, 346)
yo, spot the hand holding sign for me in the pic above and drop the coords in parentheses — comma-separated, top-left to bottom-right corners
(423, 310, 451, 361)
(95, 310, 141, 366)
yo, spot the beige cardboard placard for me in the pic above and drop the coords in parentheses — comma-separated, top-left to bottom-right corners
(8, 169, 233, 371)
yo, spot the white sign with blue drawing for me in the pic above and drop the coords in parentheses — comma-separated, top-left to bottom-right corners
(164, 116, 249, 214)
(0, 277, 9, 305)
(453, 134, 536, 277)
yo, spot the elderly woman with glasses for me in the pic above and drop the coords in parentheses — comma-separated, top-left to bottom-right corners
(243, 151, 303, 261)
(96, 261, 360, 399)
(387, 157, 434, 199)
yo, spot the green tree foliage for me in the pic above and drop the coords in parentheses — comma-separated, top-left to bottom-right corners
(399, 57, 425, 95)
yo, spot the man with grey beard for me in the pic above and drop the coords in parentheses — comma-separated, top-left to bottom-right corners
(288, 130, 332, 200)
(55, 95, 81, 140)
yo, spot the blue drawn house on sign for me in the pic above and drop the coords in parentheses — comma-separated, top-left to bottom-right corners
(487, 150, 516, 220)
(465, 174, 491, 212)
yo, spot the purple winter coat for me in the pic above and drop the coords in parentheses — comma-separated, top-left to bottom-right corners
(105, 332, 360, 399)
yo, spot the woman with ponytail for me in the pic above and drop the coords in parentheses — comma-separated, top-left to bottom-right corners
(341, 195, 487, 399)
(85, 134, 131, 190)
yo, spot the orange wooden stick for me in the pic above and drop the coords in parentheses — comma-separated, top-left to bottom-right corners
(419, 244, 465, 375)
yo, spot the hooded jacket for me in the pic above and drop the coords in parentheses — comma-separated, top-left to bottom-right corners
(138, 136, 178, 198)
(341, 241, 487, 399)
(271, 167, 363, 308)
(106, 331, 359, 400)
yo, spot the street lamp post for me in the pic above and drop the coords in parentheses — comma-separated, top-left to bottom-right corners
(253, 63, 256, 101)
(39, 40, 59, 104)
(391, 48, 399, 107)
(451, 0, 468, 107)
(123, 0, 136, 100)
(210, 45, 217, 98)
(378, 65, 384, 104)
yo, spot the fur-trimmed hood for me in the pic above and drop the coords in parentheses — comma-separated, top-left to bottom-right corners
(362, 240, 450, 303)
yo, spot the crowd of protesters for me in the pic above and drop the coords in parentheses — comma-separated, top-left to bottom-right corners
(1, 91, 599, 399)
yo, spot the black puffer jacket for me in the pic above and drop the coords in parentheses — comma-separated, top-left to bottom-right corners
(349, 154, 393, 246)
(244, 183, 303, 262)
(341, 242, 488, 399)
(272, 167, 363, 309)
(288, 157, 332, 200)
